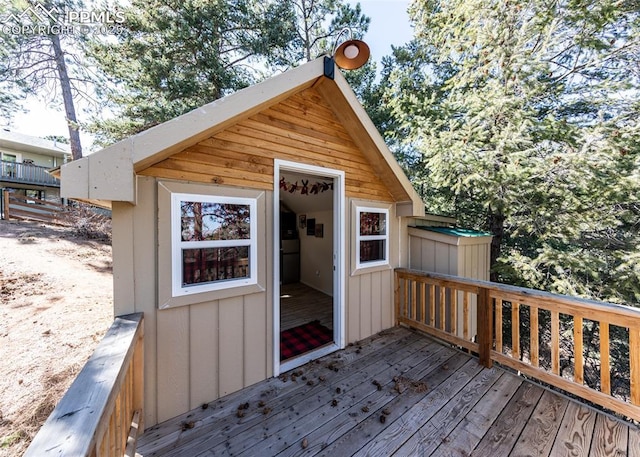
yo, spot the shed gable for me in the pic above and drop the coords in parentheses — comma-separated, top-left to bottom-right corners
(139, 88, 395, 202)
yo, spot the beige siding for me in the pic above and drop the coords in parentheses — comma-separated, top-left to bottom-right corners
(112, 177, 159, 426)
(112, 177, 275, 424)
(157, 306, 190, 421)
(243, 292, 269, 387)
(344, 198, 398, 344)
(189, 301, 218, 409)
(458, 242, 490, 281)
(346, 269, 394, 343)
(219, 296, 245, 397)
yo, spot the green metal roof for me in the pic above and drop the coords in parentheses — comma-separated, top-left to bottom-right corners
(410, 226, 492, 238)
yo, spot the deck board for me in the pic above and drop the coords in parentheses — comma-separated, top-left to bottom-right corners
(510, 389, 569, 456)
(589, 414, 628, 457)
(550, 401, 597, 457)
(429, 372, 524, 456)
(137, 327, 640, 457)
(471, 382, 544, 456)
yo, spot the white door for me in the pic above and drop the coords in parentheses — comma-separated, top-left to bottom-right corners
(273, 160, 345, 375)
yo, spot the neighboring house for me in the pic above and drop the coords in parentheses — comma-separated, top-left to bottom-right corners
(59, 57, 491, 427)
(0, 129, 71, 201)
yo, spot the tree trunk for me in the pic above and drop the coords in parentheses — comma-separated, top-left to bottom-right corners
(487, 211, 505, 282)
(50, 33, 82, 160)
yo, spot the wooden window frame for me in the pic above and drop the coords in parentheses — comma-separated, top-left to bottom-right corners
(171, 192, 258, 297)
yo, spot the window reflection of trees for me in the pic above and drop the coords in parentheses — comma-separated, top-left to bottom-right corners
(180, 201, 251, 286)
(181, 202, 250, 241)
(360, 212, 386, 236)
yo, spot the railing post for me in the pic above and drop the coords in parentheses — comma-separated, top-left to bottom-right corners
(394, 270, 400, 325)
(477, 286, 493, 368)
(3, 189, 10, 220)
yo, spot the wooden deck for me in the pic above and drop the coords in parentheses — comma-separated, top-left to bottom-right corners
(137, 327, 640, 457)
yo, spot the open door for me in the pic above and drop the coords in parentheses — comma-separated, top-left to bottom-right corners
(274, 160, 345, 375)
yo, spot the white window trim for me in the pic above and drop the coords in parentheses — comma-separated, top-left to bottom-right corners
(356, 206, 390, 269)
(171, 192, 258, 297)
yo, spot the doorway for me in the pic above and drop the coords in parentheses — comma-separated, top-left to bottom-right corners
(274, 160, 345, 375)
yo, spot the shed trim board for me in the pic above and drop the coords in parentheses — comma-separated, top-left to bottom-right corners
(273, 159, 346, 375)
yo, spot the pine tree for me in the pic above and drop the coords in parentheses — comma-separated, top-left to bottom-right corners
(1, 0, 91, 159)
(283, 0, 369, 63)
(88, 0, 298, 144)
(382, 0, 640, 304)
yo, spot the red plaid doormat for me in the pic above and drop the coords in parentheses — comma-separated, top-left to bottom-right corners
(280, 320, 333, 361)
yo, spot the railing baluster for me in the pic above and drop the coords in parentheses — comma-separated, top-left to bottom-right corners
(411, 280, 417, 320)
(630, 327, 640, 406)
(451, 290, 457, 336)
(420, 281, 426, 324)
(600, 322, 611, 395)
(394, 272, 400, 323)
(530, 306, 539, 367)
(404, 278, 411, 317)
(109, 411, 116, 456)
(512, 302, 520, 360)
(429, 284, 436, 327)
(495, 296, 502, 353)
(439, 287, 446, 331)
(463, 291, 470, 341)
(551, 311, 560, 375)
(574, 316, 584, 385)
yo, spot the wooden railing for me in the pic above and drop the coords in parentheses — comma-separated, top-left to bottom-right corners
(395, 268, 640, 422)
(2, 191, 70, 224)
(0, 160, 60, 186)
(24, 313, 144, 457)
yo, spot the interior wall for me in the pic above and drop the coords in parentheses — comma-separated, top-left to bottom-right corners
(299, 209, 334, 295)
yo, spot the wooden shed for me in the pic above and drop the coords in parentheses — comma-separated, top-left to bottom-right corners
(60, 57, 450, 427)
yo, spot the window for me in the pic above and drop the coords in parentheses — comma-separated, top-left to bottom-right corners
(356, 207, 389, 268)
(172, 193, 257, 296)
(1, 153, 18, 177)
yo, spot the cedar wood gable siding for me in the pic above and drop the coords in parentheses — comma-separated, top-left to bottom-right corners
(139, 88, 395, 203)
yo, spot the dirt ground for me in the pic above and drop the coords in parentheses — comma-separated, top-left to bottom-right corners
(0, 219, 113, 456)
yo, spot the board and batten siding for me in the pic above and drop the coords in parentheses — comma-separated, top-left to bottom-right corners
(139, 88, 395, 204)
(408, 228, 491, 280)
(115, 182, 399, 426)
(346, 199, 398, 342)
(113, 177, 274, 425)
(112, 86, 406, 426)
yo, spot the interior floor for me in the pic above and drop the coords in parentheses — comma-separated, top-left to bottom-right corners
(280, 282, 333, 331)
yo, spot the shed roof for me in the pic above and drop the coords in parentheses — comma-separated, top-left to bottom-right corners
(61, 57, 425, 216)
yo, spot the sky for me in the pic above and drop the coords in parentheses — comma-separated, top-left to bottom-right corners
(7, 0, 413, 152)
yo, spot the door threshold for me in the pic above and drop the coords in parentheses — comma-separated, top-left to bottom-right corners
(279, 343, 340, 373)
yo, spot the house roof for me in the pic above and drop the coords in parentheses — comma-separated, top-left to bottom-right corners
(0, 129, 71, 159)
(61, 57, 425, 216)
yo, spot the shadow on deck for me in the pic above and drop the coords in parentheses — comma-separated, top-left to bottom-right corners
(137, 327, 640, 457)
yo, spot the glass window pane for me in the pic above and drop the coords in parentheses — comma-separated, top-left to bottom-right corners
(182, 246, 250, 286)
(360, 212, 386, 236)
(360, 240, 385, 263)
(181, 202, 250, 241)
